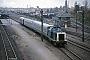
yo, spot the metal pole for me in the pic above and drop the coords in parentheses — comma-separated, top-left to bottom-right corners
(40, 9, 43, 41)
(76, 11, 77, 32)
(82, 10, 84, 42)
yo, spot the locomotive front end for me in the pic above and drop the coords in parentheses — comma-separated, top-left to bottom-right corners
(56, 32, 67, 46)
(47, 26, 67, 46)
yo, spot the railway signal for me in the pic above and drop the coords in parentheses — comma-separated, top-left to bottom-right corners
(40, 9, 43, 41)
(75, 5, 79, 32)
(77, 10, 84, 42)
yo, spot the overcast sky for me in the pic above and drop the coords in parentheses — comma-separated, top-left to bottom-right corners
(0, 0, 90, 8)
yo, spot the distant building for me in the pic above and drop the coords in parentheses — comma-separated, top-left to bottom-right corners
(56, 12, 73, 27)
(65, 0, 68, 13)
(63, 0, 70, 13)
(55, 0, 73, 28)
(0, 14, 9, 19)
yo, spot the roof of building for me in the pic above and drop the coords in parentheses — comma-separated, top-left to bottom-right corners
(56, 12, 73, 18)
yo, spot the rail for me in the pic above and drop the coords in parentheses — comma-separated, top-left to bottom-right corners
(67, 38, 90, 52)
(0, 25, 17, 60)
(58, 47, 83, 60)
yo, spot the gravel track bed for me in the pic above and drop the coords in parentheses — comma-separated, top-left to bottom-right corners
(66, 43, 90, 60)
(67, 34, 90, 49)
(4, 25, 24, 60)
(66, 34, 90, 60)
(0, 29, 6, 60)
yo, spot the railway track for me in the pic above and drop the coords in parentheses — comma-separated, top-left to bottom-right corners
(0, 24, 17, 60)
(71, 20, 90, 33)
(67, 38, 90, 53)
(67, 36, 90, 52)
(45, 37, 84, 60)
(62, 28, 90, 40)
(0, 30, 6, 60)
(58, 47, 83, 60)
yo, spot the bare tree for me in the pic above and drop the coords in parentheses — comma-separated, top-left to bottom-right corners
(83, 0, 90, 26)
(83, 0, 89, 13)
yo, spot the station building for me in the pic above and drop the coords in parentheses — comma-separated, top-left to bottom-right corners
(56, 12, 73, 28)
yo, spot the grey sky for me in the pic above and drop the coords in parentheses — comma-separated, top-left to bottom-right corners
(0, 0, 90, 8)
(0, 0, 3, 4)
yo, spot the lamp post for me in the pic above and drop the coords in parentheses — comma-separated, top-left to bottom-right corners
(40, 9, 43, 41)
(77, 10, 84, 42)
